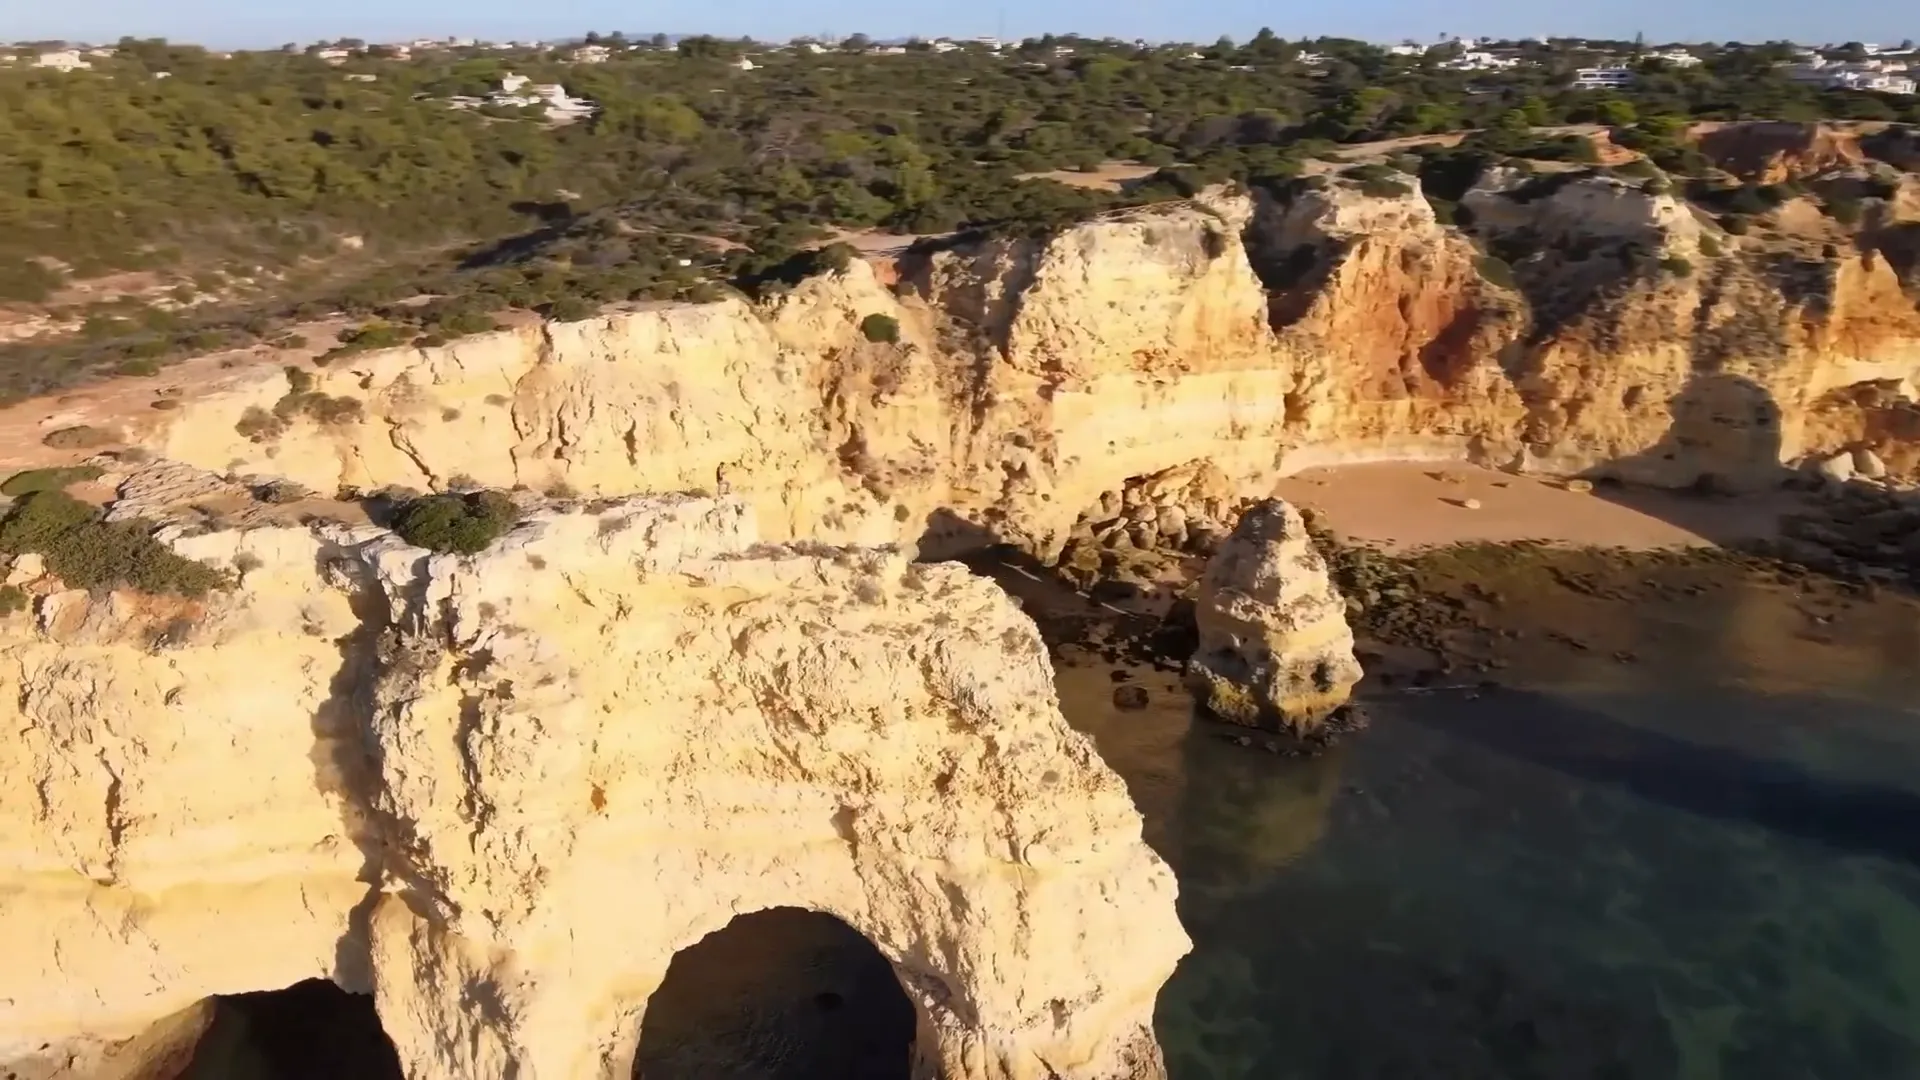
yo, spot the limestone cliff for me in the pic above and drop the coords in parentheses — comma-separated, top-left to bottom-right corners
(112, 173, 1920, 566)
(1188, 499, 1363, 732)
(0, 498, 1188, 1080)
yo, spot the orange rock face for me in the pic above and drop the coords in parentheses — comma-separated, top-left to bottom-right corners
(1691, 121, 1868, 184)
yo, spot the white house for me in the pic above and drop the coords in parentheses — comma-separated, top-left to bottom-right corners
(315, 47, 352, 65)
(34, 49, 92, 71)
(731, 56, 757, 70)
(571, 44, 611, 63)
(1647, 49, 1701, 67)
(1828, 69, 1917, 94)
(345, 73, 377, 82)
(1571, 65, 1636, 89)
(1442, 50, 1520, 71)
(1787, 59, 1918, 93)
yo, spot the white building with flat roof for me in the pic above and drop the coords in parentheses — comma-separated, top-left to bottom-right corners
(34, 49, 92, 71)
(1647, 49, 1701, 67)
(1442, 50, 1521, 71)
(1571, 65, 1635, 89)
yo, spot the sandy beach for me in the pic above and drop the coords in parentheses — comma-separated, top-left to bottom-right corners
(1271, 462, 1816, 552)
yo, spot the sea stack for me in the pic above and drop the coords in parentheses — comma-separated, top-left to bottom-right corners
(1189, 499, 1364, 731)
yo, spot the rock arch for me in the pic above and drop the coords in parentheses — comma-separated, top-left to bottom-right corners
(177, 979, 404, 1080)
(628, 907, 919, 1080)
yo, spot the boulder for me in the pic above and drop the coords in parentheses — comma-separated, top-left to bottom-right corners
(1854, 447, 1889, 479)
(1187, 499, 1364, 733)
(1155, 505, 1188, 540)
(1815, 452, 1856, 484)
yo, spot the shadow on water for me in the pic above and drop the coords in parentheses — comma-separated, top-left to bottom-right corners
(1400, 688, 1920, 869)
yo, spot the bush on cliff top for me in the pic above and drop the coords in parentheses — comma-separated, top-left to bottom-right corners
(1, 465, 104, 497)
(392, 490, 520, 554)
(0, 491, 227, 597)
(860, 313, 901, 344)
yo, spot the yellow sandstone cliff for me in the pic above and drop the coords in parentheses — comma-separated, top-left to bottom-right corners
(123, 177, 1920, 564)
(0, 498, 1188, 1080)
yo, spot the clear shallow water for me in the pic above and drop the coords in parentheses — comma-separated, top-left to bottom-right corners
(1058, 592, 1920, 1080)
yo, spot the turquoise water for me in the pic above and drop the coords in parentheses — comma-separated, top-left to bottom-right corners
(1058, 590, 1920, 1080)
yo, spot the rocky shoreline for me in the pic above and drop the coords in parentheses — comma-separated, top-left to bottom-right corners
(983, 474, 1920, 761)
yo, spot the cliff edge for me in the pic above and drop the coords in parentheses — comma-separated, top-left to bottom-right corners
(50, 177, 1910, 569)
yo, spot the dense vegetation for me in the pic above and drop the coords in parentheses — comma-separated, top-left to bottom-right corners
(2, 32, 1917, 398)
(391, 490, 520, 553)
(0, 490, 228, 596)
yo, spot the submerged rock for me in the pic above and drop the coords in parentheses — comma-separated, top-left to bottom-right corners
(1188, 499, 1364, 733)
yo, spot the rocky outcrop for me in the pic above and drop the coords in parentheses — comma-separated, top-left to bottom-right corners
(84, 176, 1917, 565)
(1187, 499, 1363, 732)
(1693, 120, 1867, 184)
(0, 497, 1188, 1080)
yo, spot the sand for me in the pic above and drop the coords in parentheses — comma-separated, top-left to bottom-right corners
(1271, 462, 1815, 552)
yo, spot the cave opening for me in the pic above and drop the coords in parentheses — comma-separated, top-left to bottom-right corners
(176, 978, 404, 1080)
(632, 906, 916, 1080)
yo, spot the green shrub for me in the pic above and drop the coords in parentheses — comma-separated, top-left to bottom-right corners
(0, 584, 26, 615)
(41, 426, 116, 450)
(235, 406, 287, 442)
(1, 466, 104, 496)
(0, 491, 226, 597)
(859, 313, 901, 344)
(1825, 196, 1863, 225)
(543, 295, 598, 322)
(1474, 255, 1517, 289)
(1721, 214, 1751, 235)
(392, 490, 520, 554)
(1659, 256, 1693, 277)
(1341, 163, 1399, 182)
(116, 359, 161, 377)
(1699, 235, 1724, 258)
(1359, 178, 1413, 199)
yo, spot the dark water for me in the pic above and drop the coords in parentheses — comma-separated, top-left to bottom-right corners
(1058, 584, 1920, 1080)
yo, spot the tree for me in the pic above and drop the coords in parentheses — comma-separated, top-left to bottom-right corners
(1594, 98, 1638, 126)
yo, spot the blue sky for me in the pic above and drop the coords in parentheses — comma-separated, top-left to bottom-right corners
(9, 0, 1913, 50)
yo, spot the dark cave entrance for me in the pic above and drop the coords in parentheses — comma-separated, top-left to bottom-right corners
(177, 979, 404, 1080)
(632, 907, 917, 1080)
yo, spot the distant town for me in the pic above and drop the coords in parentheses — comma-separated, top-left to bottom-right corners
(3, 33, 1916, 124)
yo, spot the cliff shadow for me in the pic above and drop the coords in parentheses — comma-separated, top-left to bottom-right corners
(175, 979, 405, 1080)
(914, 507, 1007, 562)
(1580, 372, 1799, 547)
(1400, 686, 1920, 868)
(631, 907, 916, 1080)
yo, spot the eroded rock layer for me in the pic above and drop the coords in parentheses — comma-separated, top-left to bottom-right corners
(0, 498, 1188, 1080)
(120, 177, 1920, 564)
